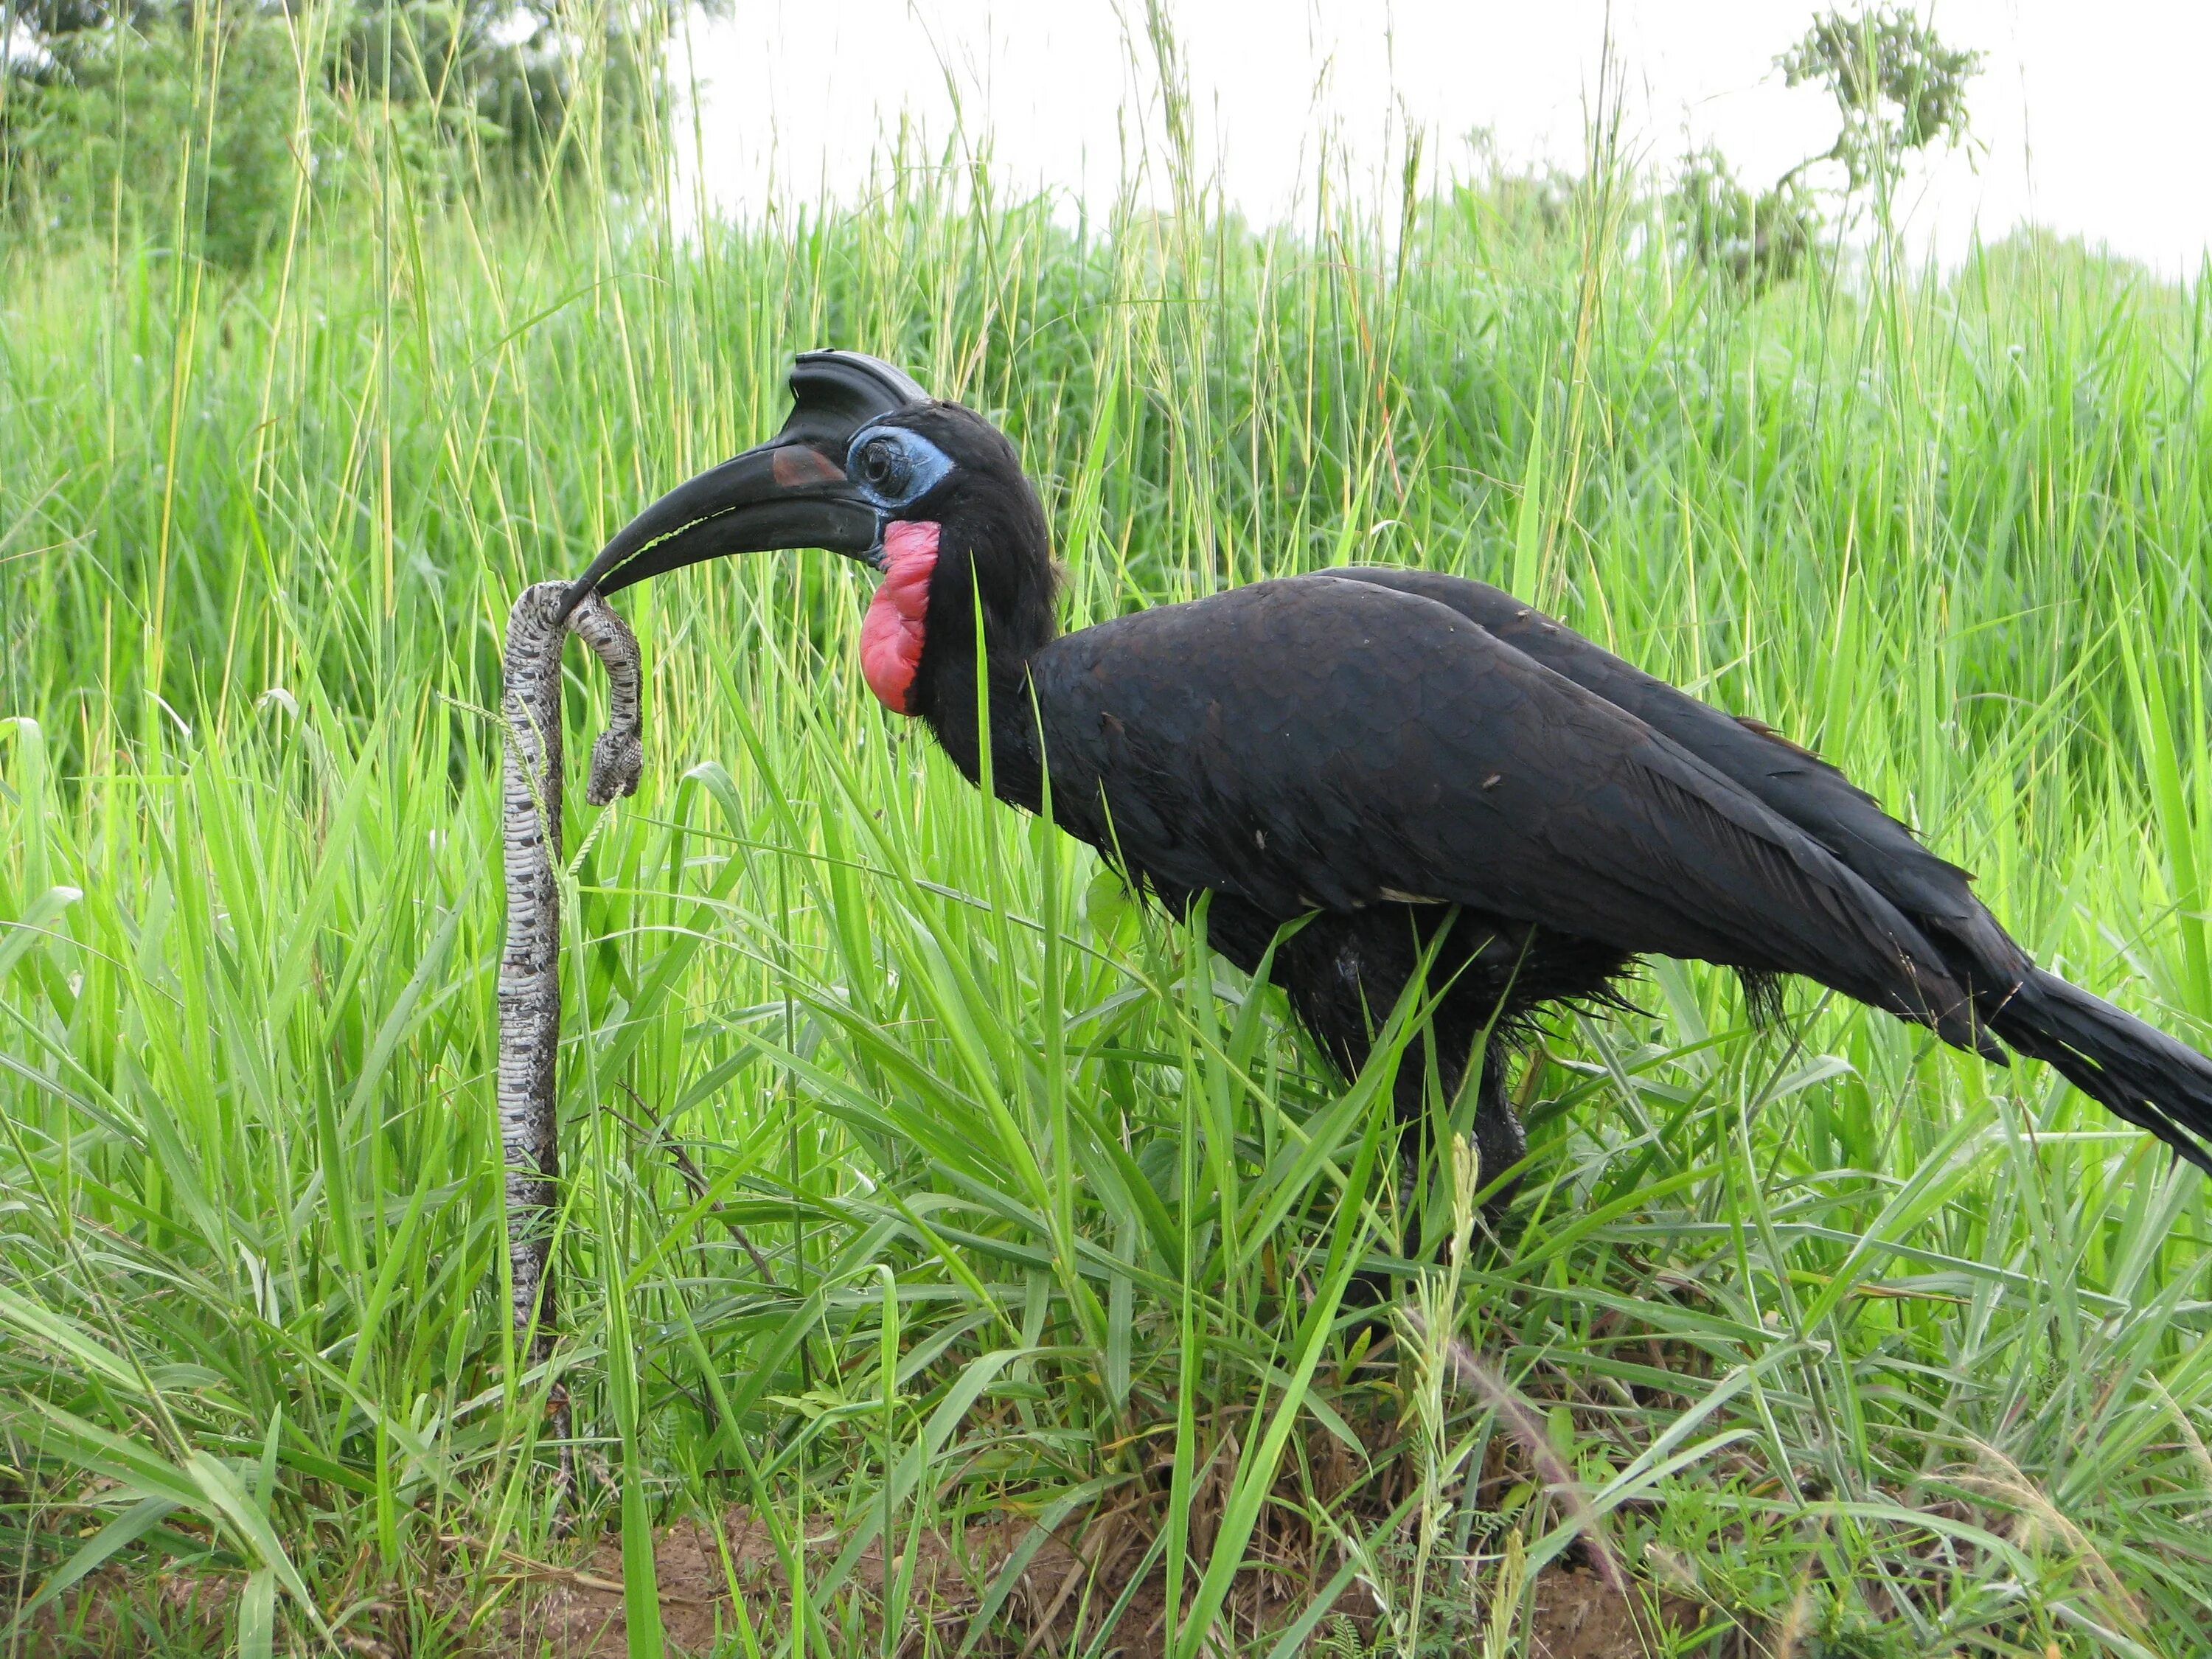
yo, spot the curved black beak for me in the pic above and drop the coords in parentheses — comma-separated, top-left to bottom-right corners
(556, 350, 929, 623)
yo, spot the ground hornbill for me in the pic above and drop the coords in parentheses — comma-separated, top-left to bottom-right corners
(559, 349, 2212, 1197)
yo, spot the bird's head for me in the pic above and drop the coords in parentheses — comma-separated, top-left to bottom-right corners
(563, 351, 1055, 719)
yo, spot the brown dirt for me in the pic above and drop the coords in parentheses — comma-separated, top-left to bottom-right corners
(1526, 1565, 1660, 1659)
(461, 1509, 1166, 1658)
(459, 1512, 1698, 1658)
(29, 1510, 1703, 1657)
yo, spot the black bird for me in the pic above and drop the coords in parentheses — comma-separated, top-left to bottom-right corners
(560, 351, 2212, 1195)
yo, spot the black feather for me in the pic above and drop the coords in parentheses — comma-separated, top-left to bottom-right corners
(846, 418, 2212, 1186)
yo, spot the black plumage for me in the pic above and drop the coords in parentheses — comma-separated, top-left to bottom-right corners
(574, 356, 2212, 1192)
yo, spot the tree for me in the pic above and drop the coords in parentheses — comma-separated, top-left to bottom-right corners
(1777, 4, 1980, 195)
(1670, 4, 1981, 289)
(332, 0, 673, 180)
(3, 0, 682, 258)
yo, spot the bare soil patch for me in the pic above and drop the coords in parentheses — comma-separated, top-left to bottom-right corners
(465, 1511, 1695, 1658)
(26, 1506, 1703, 1656)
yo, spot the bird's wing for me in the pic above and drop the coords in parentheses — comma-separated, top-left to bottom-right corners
(1328, 566, 2031, 995)
(1029, 574, 1984, 1047)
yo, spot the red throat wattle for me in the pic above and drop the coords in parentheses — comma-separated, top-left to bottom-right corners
(860, 520, 939, 714)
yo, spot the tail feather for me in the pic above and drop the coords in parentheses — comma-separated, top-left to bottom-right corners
(1986, 970, 2212, 1174)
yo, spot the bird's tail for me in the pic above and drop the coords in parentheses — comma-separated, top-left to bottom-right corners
(1986, 969, 2212, 1174)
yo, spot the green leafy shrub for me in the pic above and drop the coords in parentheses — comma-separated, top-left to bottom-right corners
(1668, 143, 1820, 290)
(330, 0, 671, 184)
(4, 15, 318, 266)
(2, 0, 680, 267)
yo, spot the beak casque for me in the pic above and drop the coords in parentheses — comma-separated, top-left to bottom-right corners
(557, 351, 929, 622)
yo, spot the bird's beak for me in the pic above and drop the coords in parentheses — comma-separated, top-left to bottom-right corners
(557, 350, 929, 622)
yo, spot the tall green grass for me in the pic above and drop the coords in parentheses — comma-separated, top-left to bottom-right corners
(5, 43, 2212, 1656)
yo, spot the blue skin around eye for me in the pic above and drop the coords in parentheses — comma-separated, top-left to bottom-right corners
(848, 426, 955, 510)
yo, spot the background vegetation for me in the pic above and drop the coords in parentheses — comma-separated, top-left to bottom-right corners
(1, 0, 672, 265)
(4, 7, 2211, 1655)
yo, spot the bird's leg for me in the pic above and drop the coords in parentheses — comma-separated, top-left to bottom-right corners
(498, 581, 642, 1506)
(1467, 1038, 1527, 1225)
(1388, 1032, 1526, 1266)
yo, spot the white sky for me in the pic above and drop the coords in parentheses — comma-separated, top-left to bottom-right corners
(674, 1, 2212, 276)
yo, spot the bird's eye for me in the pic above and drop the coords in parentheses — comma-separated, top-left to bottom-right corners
(857, 435, 909, 498)
(849, 426, 952, 507)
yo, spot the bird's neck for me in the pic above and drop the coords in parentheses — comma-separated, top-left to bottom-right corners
(911, 581, 1056, 812)
(917, 644, 1051, 811)
(868, 512, 1058, 807)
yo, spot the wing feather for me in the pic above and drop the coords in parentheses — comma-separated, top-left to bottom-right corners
(1029, 574, 1981, 1046)
(1329, 565, 2032, 996)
